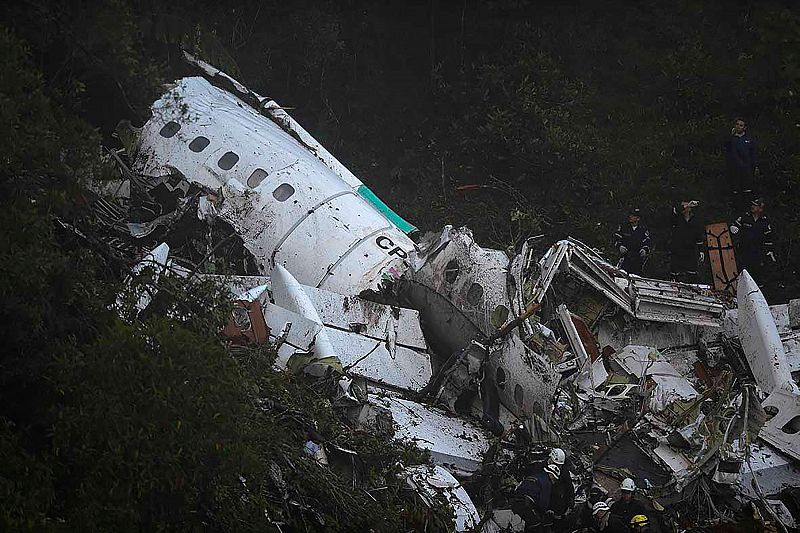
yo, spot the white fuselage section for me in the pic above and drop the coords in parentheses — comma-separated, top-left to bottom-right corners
(134, 77, 414, 295)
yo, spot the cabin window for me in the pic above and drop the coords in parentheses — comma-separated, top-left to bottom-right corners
(189, 136, 210, 152)
(232, 306, 252, 332)
(247, 168, 269, 188)
(444, 260, 459, 283)
(782, 415, 800, 434)
(217, 151, 239, 170)
(496, 367, 506, 389)
(272, 183, 295, 202)
(159, 121, 180, 138)
(466, 283, 484, 305)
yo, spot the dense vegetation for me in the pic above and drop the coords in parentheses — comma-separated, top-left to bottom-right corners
(2, 0, 800, 530)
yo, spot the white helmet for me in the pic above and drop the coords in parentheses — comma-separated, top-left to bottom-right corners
(544, 463, 560, 479)
(620, 478, 637, 492)
(549, 447, 566, 465)
(592, 501, 611, 516)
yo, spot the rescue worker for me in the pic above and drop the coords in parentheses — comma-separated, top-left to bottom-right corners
(592, 501, 629, 533)
(611, 478, 649, 524)
(547, 448, 574, 529)
(573, 485, 609, 531)
(630, 514, 651, 532)
(613, 208, 651, 276)
(513, 463, 560, 532)
(669, 200, 705, 283)
(730, 197, 776, 284)
(723, 117, 759, 208)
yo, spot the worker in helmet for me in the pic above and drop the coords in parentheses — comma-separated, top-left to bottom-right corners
(547, 448, 574, 527)
(591, 501, 628, 533)
(513, 462, 560, 532)
(630, 514, 650, 532)
(611, 478, 661, 532)
(572, 484, 608, 531)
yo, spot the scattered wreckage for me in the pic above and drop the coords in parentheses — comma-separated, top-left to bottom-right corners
(78, 52, 800, 531)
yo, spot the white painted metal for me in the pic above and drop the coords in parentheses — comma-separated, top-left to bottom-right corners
(270, 265, 336, 360)
(374, 396, 491, 477)
(648, 375, 699, 413)
(576, 358, 609, 393)
(611, 345, 680, 378)
(263, 303, 322, 362)
(557, 304, 589, 369)
(759, 389, 800, 461)
(737, 270, 798, 395)
(410, 227, 559, 423)
(134, 76, 414, 294)
(183, 52, 370, 193)
(116, 242, 171, 315)
(404, 465, 481, 532)
(536, 239, 724, 326)
(299, 283, 427, 350)
(740, 443, 800, 499)
(323, 327, 431, 392)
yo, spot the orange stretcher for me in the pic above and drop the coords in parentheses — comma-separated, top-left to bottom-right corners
(705, 222, 738, 294)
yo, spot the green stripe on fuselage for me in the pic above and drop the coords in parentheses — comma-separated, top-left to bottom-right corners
(357, 185, 418, 235)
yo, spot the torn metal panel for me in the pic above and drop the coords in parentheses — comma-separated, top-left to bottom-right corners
(759, 389, 800, 462)
(373, 396, 491, 477)
(538, 239, 724, 327)
(740, 443, 800, 499)
(737, 269, 798, 395)
(432, 341, 487, 415)
(611, 345, 681, 379)
(115, 242, 171, 316)
(596, 318, 723, 361)
(648, 374, 699, 413)
(134, 76, 414, 294)
(609, 345, 699, 413)
(263, 302, 322, 364)
(575, 358, 610, 393)
(409, 227, 559, 427)
(508, 237, 539, 339)
(558, 304, 589, 369)
(264, 301, 431, 391)
(298, 283, 427, 350)
(409, 226, 511, 336)
(404, 465, 480, 532)
(486, 333, 560, 427)
(324, 327, 431, 392)
(271, 265, 337, 361)
(628, 278, 724, 327)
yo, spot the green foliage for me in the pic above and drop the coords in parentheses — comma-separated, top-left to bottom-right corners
(0, 24, 453, 532)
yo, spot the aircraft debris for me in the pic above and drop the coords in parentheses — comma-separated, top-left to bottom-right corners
(92, 53, 800, 531)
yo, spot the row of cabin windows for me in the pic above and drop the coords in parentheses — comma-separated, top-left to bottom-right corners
(159, 120, 295, 201)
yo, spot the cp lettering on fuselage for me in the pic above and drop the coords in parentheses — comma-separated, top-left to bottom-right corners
(376, 236, 408, 259)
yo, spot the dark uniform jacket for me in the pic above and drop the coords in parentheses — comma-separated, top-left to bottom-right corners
(512, 472, 552, 527)
(724, 132, 757, 192)
(613, 222, 651, 275)
(670, 207, 704, 276)
(730, 213, 774, 273)
(612, 497, 662, 533)
(516, 472, 552, 514)
(550, 465, 574, 516)
(607, 514, 631, 533)
(611, 497, 648, 524)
